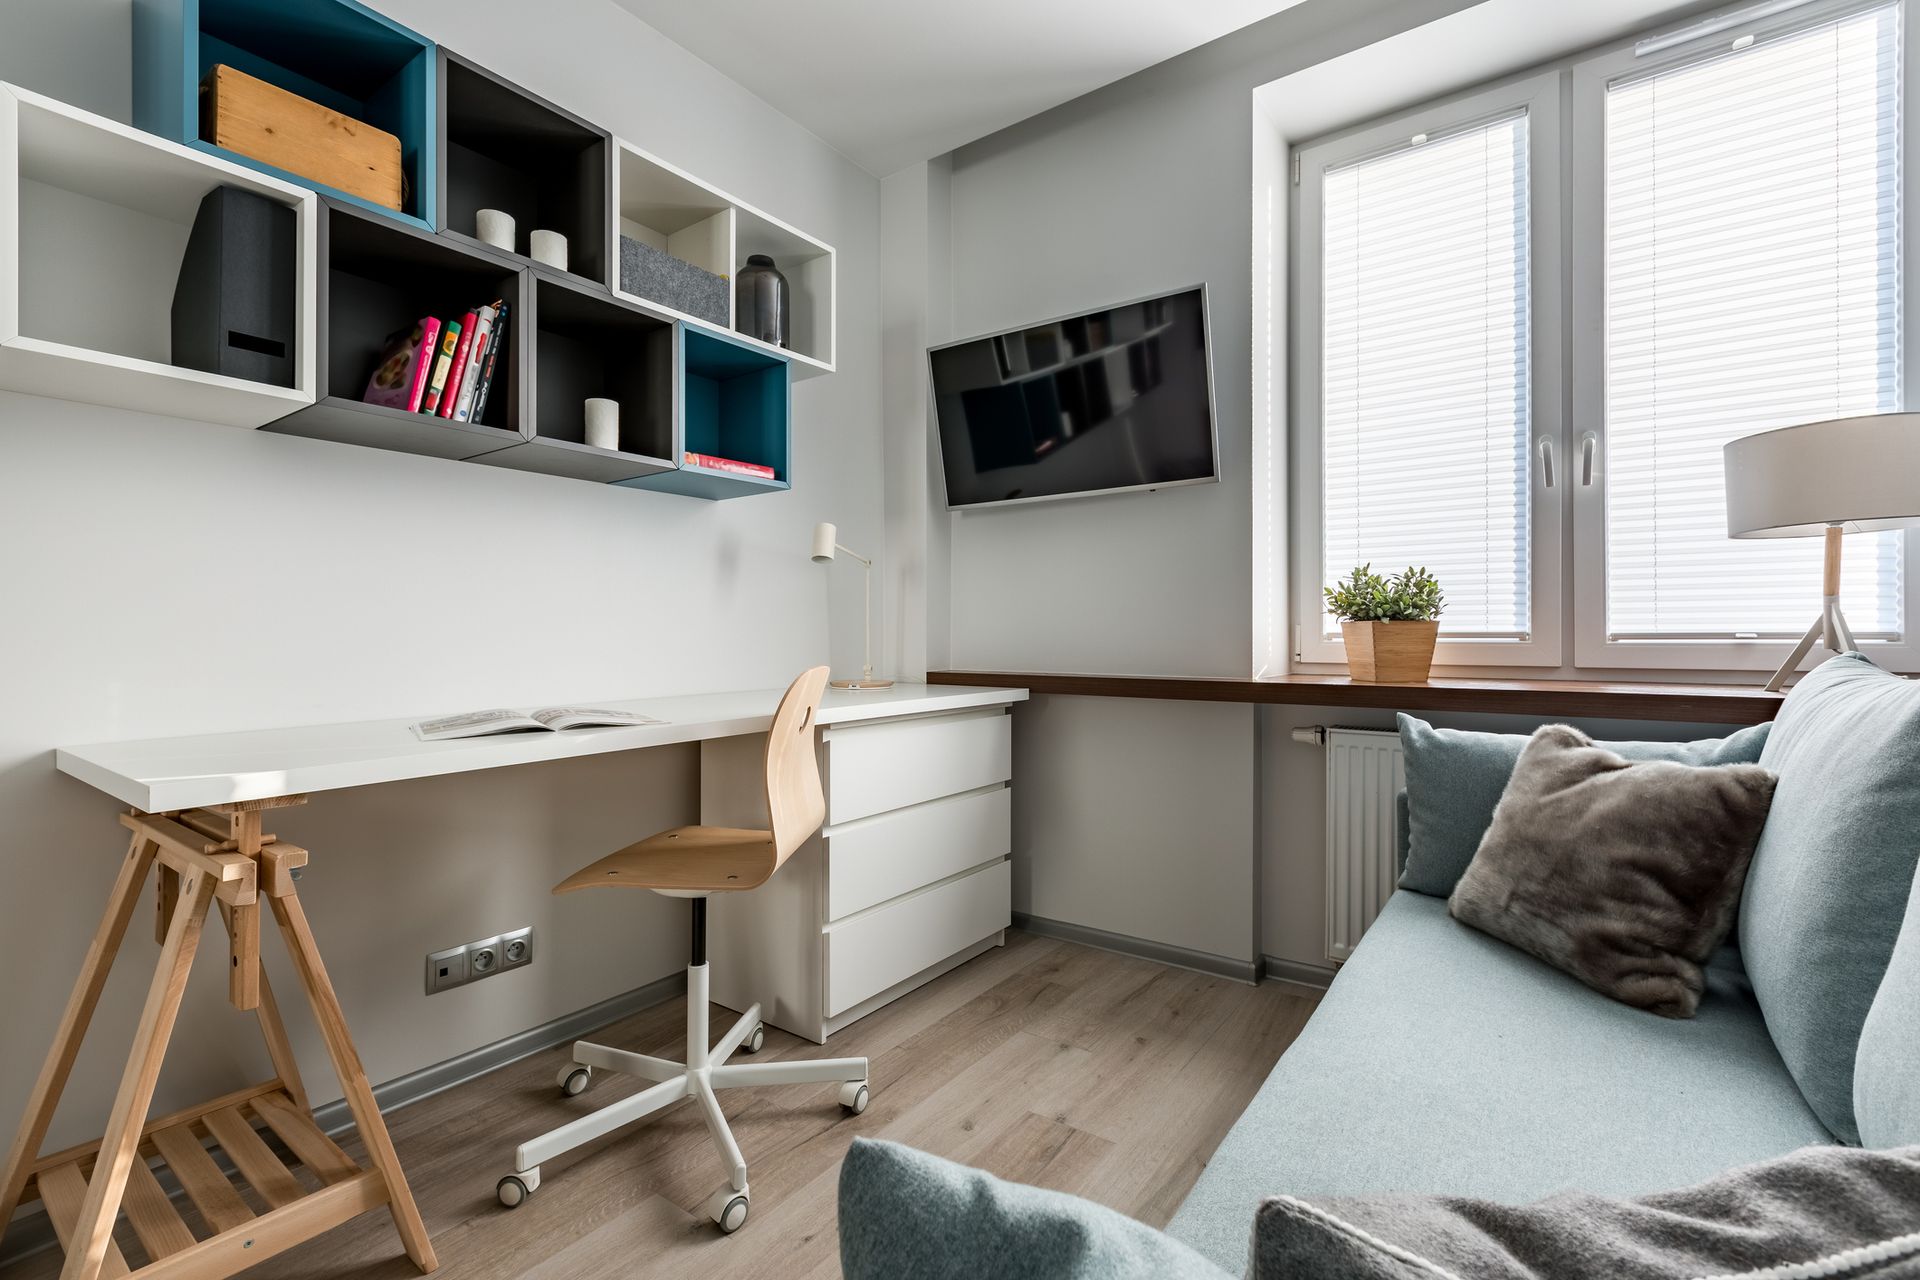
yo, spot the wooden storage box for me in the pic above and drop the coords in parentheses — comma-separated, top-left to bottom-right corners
(200, 64, 403, 211)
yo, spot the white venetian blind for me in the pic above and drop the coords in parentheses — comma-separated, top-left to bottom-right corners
(1322, 112, 1532, 639)
(1605, 4, 1904, 639)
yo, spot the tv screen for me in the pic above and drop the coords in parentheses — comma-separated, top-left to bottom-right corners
(928, 286, 1218, 509)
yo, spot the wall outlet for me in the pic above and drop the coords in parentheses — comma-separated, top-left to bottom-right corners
(499, 926, 534, 971)
(426, 945, 469, 995)
(427, 926, 534, 995)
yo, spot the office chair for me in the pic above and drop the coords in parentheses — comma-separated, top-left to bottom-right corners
(496, 666, 869, 1233)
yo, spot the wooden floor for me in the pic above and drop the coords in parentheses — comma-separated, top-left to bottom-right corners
(2, 931, 1317, 1280)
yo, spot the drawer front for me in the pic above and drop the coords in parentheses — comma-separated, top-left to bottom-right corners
(825, 861, 1011, 1016)
(826, 710, 1011, 824)
(827, 786, 1011, 922)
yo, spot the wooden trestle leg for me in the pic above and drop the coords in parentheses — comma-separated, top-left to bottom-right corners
(0, 799, 438, 1280)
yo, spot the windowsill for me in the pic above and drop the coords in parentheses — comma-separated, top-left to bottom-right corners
(926, 670, 1785, 725)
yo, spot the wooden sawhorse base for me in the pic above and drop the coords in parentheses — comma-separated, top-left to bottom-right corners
(0, 798, 438, 1280)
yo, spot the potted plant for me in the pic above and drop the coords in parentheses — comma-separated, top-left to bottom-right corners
(1324, 564, 1445, 683)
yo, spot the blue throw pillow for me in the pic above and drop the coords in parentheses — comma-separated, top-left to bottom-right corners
(1857, 860, 1920, 1148)
(1396, 714, 1772, 898)
(1741, 653, 1920, 1144)
(838, 1138, 1232, 1280)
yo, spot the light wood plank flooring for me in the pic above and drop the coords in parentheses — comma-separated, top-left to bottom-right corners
(1, 931, 1317, 1280)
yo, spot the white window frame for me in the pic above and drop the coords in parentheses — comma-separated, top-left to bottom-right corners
(1570, 0, 1920, 672)
(1292, 72, 1565, 668)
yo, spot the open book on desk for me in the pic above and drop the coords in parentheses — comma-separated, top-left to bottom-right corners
(412, 707, 663, 741)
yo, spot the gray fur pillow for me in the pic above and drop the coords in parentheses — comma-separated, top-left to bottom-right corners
(1449, 724, 1776, 1018)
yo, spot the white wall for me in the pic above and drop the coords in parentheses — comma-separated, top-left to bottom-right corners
(0, 0, 882, 1153)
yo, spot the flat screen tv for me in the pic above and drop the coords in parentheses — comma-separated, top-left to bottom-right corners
(928, 285, 1218, 509)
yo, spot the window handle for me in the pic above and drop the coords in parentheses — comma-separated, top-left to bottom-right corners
(1537, 435, 1556, 489)
(1579, 432, 1598, 486)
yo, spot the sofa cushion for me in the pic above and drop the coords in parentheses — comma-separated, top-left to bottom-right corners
(1248, 1143, 1920, 1280)
(1165, 892, 1832, 1276)
(1856, 857, 1920, 1149)
(1396, 715, 1771, 898)
(1449, 724, 1775, 1018)
(838, 1137, 1231, 1280)
(1740, 653, 1920, 1144)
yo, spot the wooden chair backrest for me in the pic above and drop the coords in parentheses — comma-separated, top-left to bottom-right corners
(764, 666, 830, 870)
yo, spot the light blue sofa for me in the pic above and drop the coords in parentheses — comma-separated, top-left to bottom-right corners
(1165, 654, 1920, 1275)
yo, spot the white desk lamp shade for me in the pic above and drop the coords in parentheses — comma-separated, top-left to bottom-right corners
(1724, 412, 1920, 537)
(810, 522, 838, 563)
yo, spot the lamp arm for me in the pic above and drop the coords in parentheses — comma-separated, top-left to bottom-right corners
(835, 543, 871, 568)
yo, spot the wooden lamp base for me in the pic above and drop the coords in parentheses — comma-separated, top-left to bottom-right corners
(831, 677, 895, 691)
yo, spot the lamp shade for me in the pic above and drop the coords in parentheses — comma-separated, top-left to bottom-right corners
(1724, 412, 1920, 538)
(810, 522, 837, 563)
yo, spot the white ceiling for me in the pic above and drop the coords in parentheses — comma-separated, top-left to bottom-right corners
(612, 0, 1310, 176)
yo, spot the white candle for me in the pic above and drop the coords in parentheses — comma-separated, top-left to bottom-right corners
(531, 230, 569, 271)
(475, 209, 515, 252)
(584, 398, 619, 451)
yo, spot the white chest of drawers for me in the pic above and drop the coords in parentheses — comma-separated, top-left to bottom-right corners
(703, 688, 1023, 1043)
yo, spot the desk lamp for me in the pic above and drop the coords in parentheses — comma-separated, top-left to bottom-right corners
(1724, 412, 1920, 690)
(810, 522, 891, 690)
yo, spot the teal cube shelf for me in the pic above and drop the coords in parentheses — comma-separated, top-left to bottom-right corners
(623, 323, 791, 499)
(133, 0, 437, 231)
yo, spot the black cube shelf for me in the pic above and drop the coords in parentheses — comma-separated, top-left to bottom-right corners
(437, 50, 610, 290)
(266, 198, 530, 460)
(473, 271, 676, 483)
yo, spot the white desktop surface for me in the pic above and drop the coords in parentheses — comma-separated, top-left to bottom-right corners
(56, 684, 1027, 812)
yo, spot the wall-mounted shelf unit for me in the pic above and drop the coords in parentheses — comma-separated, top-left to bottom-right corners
(437, 50, 609, 289)
(475, 270, 676, 482)
(265, 199, 528, 459)
(624, 324, 791, 500)
(0, 82, 317, 428)
(132, 0, 437, 230)
(612, 140, 835, 378)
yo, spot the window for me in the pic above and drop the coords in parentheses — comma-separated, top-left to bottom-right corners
(1292, 0, 1918, 674)
(1574, 0, 1911, 667)
(1294, 75, 1563, 666)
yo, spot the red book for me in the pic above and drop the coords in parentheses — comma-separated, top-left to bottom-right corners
(437, 310, 479, 418)
(685, 451, 775, 479)
(419, 320, 462, 414)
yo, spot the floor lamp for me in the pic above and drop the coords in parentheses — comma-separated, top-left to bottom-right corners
(1723, 412, 1920, 691)
(810, 522, 892, 690)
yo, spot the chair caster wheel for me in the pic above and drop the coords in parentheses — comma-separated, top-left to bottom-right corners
(558, 1065, 592, 1097)
(743, 1025, 765, 1054)
(497, 1168, 539, 1208)
(706, 1185, 750, 1233)
(839, 1081, 870, 1114)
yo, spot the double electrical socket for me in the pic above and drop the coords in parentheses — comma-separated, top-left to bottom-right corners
(426, 926, 534, 995)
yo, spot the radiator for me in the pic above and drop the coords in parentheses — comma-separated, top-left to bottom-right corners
(1322, 728, 1405, 964)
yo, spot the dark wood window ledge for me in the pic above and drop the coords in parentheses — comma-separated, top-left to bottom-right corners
(927, 671, 1784, 726)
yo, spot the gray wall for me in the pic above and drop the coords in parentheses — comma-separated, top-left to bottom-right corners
(907, 0, 1747, 972)
(0, 0, 882, 1152)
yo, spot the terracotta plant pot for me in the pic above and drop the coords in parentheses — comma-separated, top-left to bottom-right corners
(1340, 619, 1439, 683)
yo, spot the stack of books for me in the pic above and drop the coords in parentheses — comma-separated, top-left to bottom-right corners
(360, 300, 510, 423)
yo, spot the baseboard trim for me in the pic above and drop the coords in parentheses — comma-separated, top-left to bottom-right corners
(1013, 912, 1258, 984)
(1262, 955, 1338, 991)
(0, 972, 686, 1267)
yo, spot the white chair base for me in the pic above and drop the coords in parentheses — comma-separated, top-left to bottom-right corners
(497, 960, 869, 1233)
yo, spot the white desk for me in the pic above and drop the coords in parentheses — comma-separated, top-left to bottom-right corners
(57, 683, 1025, 813)
(18, 682, 1024, 1278)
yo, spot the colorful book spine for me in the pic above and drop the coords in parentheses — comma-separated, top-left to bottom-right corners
(405, 318, 442, 412)
(684, 451, 775, 479)
(437, 310, 479, 418)
(452, 303, 499, 423)
(469, 303, 510, 425)
(420, 320, 462, 414)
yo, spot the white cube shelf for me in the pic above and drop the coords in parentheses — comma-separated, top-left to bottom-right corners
(610, 139, 834, 378)
(0, 82, 317, 428)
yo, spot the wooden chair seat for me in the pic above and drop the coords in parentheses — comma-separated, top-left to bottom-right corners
(553, 826, 778, 895)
